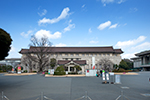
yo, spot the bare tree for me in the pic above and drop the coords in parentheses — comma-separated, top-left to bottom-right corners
(98, 58, 114, 71)
(21, 54, 34, 72)
(27, 35, 54, 72)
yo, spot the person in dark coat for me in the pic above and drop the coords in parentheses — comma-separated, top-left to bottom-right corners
(100, 70, 102, 77)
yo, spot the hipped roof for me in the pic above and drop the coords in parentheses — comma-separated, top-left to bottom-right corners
(19, 46, 123, 54)
(58, 60, 86, 65)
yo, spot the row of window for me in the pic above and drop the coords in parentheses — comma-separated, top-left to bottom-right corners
(50, 53, 118, 57)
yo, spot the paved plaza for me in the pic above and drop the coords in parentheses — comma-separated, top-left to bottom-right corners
(0, 72, 150, 100)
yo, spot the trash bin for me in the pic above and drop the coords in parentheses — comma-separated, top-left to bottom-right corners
(115, 75, 121, 84)
(110, 72, 115, 84)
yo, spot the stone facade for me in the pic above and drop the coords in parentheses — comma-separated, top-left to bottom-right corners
(19, 46, 123, 73)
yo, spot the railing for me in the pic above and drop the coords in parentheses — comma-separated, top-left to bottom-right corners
(141, 63, 150, 65)
(1, 91, 9, 100)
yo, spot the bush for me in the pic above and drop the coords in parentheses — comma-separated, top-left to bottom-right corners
(54, 66, 66, 75)
(23, 70, 28, 73)
(68, 72, 78, 74)
(118, 68, 125, 72)
(32, 71, 37, 73)
(112, 68, 132, 72)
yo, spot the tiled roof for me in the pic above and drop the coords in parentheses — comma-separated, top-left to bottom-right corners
(135, 50, 150, 56)
(19, 46, 123, 54)
(58, 60, 86, 65)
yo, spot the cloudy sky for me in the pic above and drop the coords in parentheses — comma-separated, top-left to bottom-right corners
(0, 0, 150, 59)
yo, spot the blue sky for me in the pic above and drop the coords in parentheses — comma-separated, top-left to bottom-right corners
(0, 0, 150, 59)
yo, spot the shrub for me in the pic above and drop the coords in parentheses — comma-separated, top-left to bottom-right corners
(32, 71, 37, 73)
(23, 70, 28, 73)
(118, 68, 125, 72)
(68, 72, 78, 74)
(125, 70, 132, 72)
(54, 66, 66, 75)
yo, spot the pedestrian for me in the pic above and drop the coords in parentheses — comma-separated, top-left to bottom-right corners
(96, 71, 99, 77)
(100, 70, 102, 77)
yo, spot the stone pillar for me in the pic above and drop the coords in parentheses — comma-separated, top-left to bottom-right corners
(68, 66, 70, 72)
(143, 56, 146, 65)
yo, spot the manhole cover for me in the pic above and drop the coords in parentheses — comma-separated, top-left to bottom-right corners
(121, 86, 129, 89)
(141, 93, 150, 97)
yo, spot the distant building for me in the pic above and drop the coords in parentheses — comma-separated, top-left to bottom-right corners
(0, 58, 21, 68)
(131, 50, 150, 71)
(19, 46, 123, 73)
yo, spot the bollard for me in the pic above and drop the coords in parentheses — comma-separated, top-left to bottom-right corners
(41, 92, 43, 100)
(116, 90, 129, 100)
(2, 91, 3, 100)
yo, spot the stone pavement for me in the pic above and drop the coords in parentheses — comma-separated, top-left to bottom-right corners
(0, 72, 149, 100)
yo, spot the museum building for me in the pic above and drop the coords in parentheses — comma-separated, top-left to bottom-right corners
(19, 46, 123, 73)
(131, 50, 150, 71)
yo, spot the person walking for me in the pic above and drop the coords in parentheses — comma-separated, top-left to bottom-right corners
(100, 70, 102, 77)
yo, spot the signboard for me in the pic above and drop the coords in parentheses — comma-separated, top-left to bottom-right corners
(110, 72, 114, 75)
(86, 69, 98, 76)
(17, 65, 21, 74)
(92, 57, 95, 69)
(102, 72, 105, 80)
(48, 69, 50, 74)
(48, 69, 54, 75)
(115, 75, 121, 84)
(106, 73, 109, 80)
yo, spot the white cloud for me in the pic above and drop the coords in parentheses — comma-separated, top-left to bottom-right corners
(109, 24, 118, 29)
(103, 4, 106, 6)
(38, 9, 47, 16)
(20, 30, 33, 38)
(89, 28, 92, 33)
(101, 0, 125, 6)
(89, 40, 99, 44)
(101, 0, 114, 3)
(123, 23, 127, 26)
(97, 21, 111, 30)
(131, 42, 150, 51)
(7, 46, 21, 58)
(130, 7, 138, 13)
(122, 53, 136, 59)
(115, 36, 146, 48)
(122, 42, 150, 59)
(55, 43, 67, 47)
(63, 20, 75, 33)
(35, 29, 61, 39)
(82, 4, 86, 8)
(38, 7, 70, 25)
(118, 0, 125, 4)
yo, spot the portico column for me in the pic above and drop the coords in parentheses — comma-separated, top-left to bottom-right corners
(143, 56, 146, 65)
(68, 66, 70, 72)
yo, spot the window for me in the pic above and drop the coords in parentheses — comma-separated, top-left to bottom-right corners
(82, 54, 84, 56)
(76, 54, 79, 56)
(65, 58, 68, 60)
(99, 54, 101, 56)
(65, 54, 68, 56)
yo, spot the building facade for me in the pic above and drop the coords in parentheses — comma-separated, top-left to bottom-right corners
(19, 46, 123, 73)
(132, 50, 150, 71)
